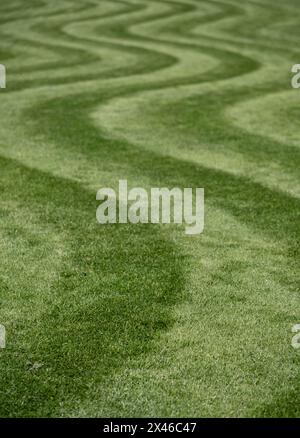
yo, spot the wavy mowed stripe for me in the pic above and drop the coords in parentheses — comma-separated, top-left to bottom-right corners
(0, 0, 299, 417)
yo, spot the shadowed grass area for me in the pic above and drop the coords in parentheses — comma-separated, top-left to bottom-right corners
(0, 0, 299, 417)
(0, 156, 185, 417)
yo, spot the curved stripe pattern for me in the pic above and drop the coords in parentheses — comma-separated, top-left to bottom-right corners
(0, 0, 299, 417)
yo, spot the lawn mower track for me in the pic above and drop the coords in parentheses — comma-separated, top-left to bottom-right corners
(0, 0, 299, 417)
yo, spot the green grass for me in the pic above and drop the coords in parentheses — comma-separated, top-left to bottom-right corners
(0, 0, 299, 417)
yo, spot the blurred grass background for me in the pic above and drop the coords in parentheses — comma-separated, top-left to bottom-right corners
(0, 0, 299, 417)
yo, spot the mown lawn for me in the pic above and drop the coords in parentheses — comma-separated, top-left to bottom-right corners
(0, 0, 299, 417)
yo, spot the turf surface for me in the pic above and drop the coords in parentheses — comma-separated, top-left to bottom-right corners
(0, 0, 299, 417)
